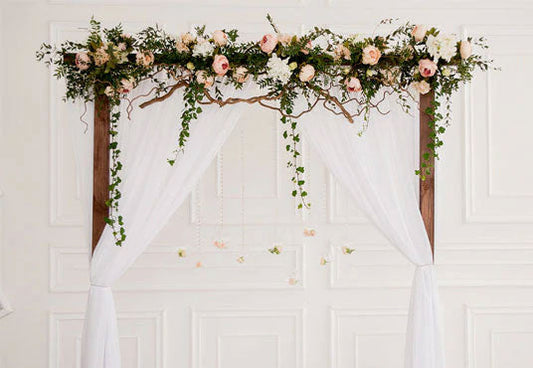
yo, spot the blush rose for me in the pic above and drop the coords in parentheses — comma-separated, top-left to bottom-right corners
(260, 34, 278, 54)
(212, 55, 230, 76)
(418, 59, 438, 77)
(361, 45, 381, 65)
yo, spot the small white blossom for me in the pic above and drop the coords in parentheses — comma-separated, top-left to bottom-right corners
(426, 33, 457, 62)
(266, 54, 292, 84)
(192, 39, 215, 57)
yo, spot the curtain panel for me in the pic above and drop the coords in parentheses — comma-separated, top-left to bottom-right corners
(71, 83, 444, 368)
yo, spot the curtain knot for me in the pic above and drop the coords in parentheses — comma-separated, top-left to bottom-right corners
(417, 264, 434, 269)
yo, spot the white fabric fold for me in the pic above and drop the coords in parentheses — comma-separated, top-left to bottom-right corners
(78, 81, 254, 368)
(72, 83, 444, 368)
(299, 96, 444, 368)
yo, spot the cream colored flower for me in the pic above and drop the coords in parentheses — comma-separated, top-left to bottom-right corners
(181, 32, 195, 45)
(176, 40, 189, 53)
(299, 64, 315, 82)
(136, 51, 154, 67)
(412, 25, 428, 42)
(334, 44, 351, 61)
(92, 45, 110, 66)
(212, 30, 228, 46)
(278, 33, 293, 46)
(460, 40, 472, 59)
(362, 45, 381, 65)
(195, 70, 214, 87)
(233, 66, 249, 83)
(411, 80, 431, 95)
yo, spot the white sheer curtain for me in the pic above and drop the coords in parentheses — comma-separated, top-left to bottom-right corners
(72, 82, 443, 368)
(299, 98, 444, 368)
(76, 82, 253, 368)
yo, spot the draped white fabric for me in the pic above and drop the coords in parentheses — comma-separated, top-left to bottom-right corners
(299, 100, 444, 368)
(72, 82, 443, 368)
(77, 82, 253, 368)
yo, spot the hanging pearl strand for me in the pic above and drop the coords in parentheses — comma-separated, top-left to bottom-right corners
(237, 128, 246, 264)
(195, 185, 203, 268)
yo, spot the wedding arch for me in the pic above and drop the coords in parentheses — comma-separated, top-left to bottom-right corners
(38, 16, 493, 368)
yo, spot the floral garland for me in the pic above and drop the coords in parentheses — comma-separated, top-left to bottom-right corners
(37, 16, 493, 247)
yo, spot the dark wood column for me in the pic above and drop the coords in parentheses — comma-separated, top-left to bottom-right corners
(92, 94, 111, 253)
(419, 91, 436, 257)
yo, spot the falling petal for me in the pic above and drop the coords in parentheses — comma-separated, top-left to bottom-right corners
(195, 261, 203, 268)
(236, 255, 245, 264)
(303, 228, 316, 237)
(177, 248, 187, 258)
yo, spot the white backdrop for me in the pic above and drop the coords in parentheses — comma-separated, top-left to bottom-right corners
(1, 1, 533, 368)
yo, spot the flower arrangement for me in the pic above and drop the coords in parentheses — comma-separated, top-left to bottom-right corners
(36, 16, 493, 247)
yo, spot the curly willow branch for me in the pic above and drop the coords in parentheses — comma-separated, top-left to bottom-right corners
(138, 82, 393, 123)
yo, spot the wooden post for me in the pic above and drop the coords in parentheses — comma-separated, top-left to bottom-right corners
(419, 92, 435, 257)
(92, 94, 111, 253)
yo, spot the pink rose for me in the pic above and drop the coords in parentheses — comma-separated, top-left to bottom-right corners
(301, 40, 312, 55)
(412, 25, 428, 42)
(117, 42, 127, 51)
(233, 66, 249, 83)
(75, 52, 91, 70)
(119, 78, 135, 94)
(196, 70, 214, 87)
(299, 64, 315, 82)
(362, 45, 381, 65)
(411, 80, 431, 95)
(460, 40, 472, 59)
(213, 30, 228, 46)
(418, 59, 438, 77)
(136, 51, 154, 67)
(344, 77, 362, 92)
(260, 34, 278, 54)
(212, 55, 230, 76)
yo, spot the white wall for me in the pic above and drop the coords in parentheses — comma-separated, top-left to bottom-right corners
(1, 1, 533, 367)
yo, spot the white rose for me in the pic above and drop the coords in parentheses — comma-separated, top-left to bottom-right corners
(192, 39, 215, 57)
(411, 80, 431, 95)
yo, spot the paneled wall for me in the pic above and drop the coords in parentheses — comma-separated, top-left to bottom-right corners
(0, 1, 532, 367)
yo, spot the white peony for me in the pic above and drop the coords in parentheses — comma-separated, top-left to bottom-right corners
(266, 54, 292, 84)
(426, 33, 457, 62)
(192, 38, 215, 57)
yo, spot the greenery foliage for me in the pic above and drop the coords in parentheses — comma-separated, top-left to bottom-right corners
(37, 16, 493, 247)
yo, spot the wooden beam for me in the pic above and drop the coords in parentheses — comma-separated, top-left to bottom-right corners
(419, 92, 435, 257)
(92, 94, 111, 253)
